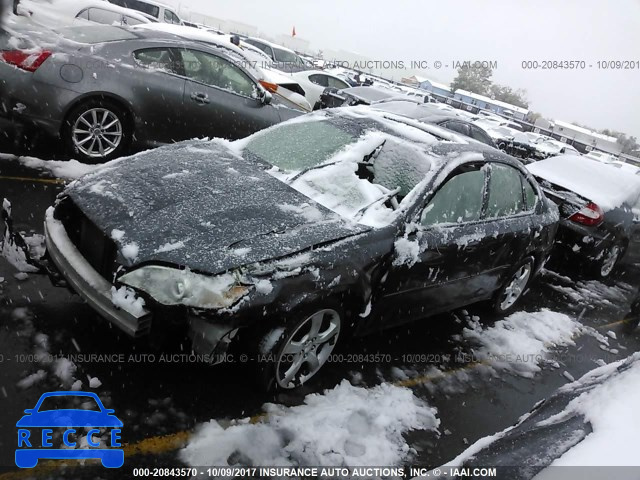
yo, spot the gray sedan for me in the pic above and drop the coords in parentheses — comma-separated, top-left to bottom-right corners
(0, 25, 302, 162)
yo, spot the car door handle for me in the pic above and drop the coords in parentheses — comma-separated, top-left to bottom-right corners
(190, 93, 210, 104)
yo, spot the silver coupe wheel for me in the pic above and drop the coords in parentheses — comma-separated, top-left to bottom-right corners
(72, 108, 123, 158)
(499, 262, 532, 311)
(600, 244, 621, 278)
(275, 308, 341, 389)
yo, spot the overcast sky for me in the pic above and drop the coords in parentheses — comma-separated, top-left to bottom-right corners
(169, 0, 640, 138)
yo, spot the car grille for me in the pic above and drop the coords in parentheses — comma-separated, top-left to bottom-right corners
(55, 198, 119, 282)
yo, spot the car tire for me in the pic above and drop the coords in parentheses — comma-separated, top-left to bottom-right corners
(62, 99, 131, 164)
(254, 302, 344, 392)
(594, 242, 624, 279)
(493, 257, 535, 315)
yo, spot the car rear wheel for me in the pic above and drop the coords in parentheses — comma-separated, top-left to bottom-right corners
(256, 304, 343, 391)
(63, 99, 131, 163)
(597, 243, 622, 279)
(494, 257, 534, 315)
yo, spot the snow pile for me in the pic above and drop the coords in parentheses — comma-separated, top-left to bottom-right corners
(180, 380, 438, 468)
(393, 236, 420, 267)
(17, 155, 99, 180)
(121, 242, 139, 262)
(462, 310, 581, 378)
(155, 241, 186, 254)
(537, 353, 640, 468)
(111, 286, 146, 317)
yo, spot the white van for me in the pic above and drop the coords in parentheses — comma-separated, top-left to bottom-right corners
(108, 0, 182, 24)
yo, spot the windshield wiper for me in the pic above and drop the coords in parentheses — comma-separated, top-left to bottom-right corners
(288, 140, 387, 185)
(353, 187, 401, 219)
(287, 160, 341, 184)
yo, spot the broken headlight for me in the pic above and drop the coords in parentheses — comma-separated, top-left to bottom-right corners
(118, 266, 250, 309)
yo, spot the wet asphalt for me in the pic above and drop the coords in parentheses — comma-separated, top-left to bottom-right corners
(1, 136, 639, 479)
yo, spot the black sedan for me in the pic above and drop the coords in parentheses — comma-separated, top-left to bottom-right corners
(0, 24, 302, 162)
(528, 155, 640, 278)
(372, 100, 498, 148)
(11, 109, 559, 390)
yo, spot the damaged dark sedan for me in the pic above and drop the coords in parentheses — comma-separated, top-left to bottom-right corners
(20, 109, 559, 390)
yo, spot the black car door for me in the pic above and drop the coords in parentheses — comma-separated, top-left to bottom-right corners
(378, 163, 494, 326)
(176, 48, 281, 140)
(482, 163, 540, 285)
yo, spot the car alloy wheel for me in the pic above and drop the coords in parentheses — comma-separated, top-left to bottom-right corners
(72, 108, 123, 159)
(499, 261, 533, 311)
(275, 308, 341, 389)
(600, 244, 621, 278)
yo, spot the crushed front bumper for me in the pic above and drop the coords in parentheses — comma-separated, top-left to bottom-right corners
(44, 208, 152, 337)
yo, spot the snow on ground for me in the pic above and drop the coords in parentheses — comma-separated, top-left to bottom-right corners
(180, 380, 438, 468)
(439, 353, 640, 476)
(461, 310, 581, 378)
(0, 153, 99, 180)
(543, 270, 636, 312)
(535, 352, 640, 470)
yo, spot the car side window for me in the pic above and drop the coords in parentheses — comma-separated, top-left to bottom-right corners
(486, 164, 525, 218)
(470, 126, 495, 147)
(443, 121, 471, 137)
(76, 8, 90, 19)
(523, 179, 537, 212)
(421, 168, 487, 226)
(309, 74, 329, 87)
(133, 48, 179, 74)
(164, 9, 181, 24)
(328, 76, 349, 89)
(122, 14, 144, 25)
(179, 49, 256, 97)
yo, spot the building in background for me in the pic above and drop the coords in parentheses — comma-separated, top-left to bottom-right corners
(418, 79, 452, 100)
(534, 119, 622, 155)
(450, 89, 529, 120)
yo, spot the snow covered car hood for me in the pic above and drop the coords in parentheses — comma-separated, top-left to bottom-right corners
(62, 140, 369, 274)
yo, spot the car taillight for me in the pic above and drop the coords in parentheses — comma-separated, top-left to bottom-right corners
(259, 80, 278, 92)
(1, 50, 52, 72)
(569, 202, 604, 226)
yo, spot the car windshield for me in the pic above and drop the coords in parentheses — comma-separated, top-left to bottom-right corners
(38, 395, 101, 412)
(244, 119, 433, 226)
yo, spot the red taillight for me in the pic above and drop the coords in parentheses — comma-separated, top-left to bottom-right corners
(1, 50, 52, 72)
(569, 202, 604, 226)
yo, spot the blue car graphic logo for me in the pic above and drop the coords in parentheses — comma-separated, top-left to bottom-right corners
(16, 391, 123, 469)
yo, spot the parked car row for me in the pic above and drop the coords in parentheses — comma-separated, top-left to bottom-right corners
(0, 24, 305, 162)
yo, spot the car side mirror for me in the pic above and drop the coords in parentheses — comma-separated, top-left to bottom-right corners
(24, 409, 33, 414)
(260, 90, 272, 106)
(105, 409, 115, 414)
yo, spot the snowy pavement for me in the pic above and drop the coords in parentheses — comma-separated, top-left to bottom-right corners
(1, 155, 640, 478)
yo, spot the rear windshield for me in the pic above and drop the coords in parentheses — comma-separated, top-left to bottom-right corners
(55, 26, 138, 44)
